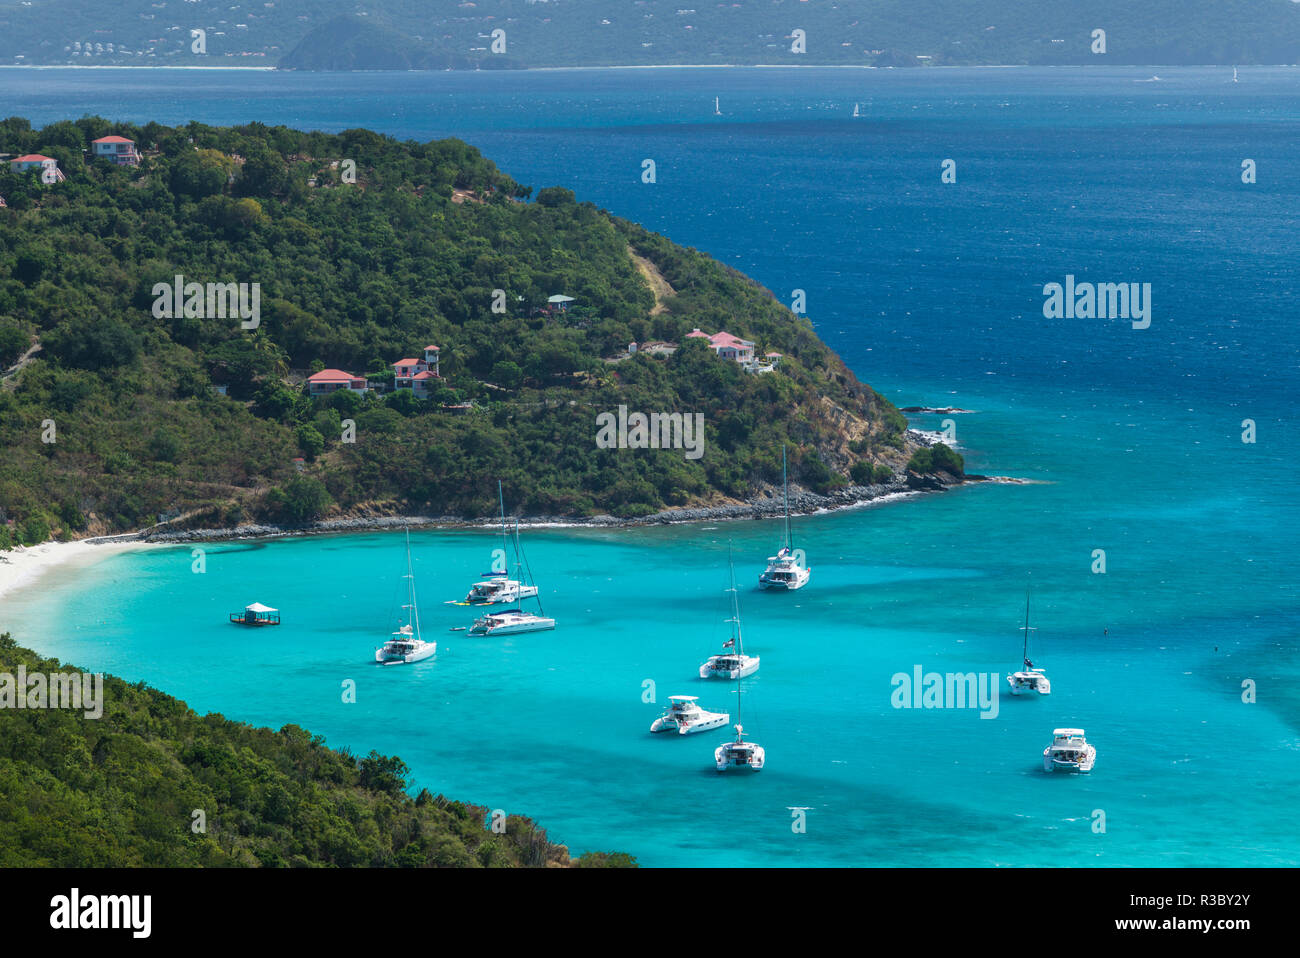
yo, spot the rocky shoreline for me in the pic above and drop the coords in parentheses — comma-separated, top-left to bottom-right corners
(74, 471, 1017, 546)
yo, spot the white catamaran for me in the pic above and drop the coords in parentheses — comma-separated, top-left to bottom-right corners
(715, 685, 765, 772)
(1042, 728, 1096, 773)
(701, 546, 760, 679)
(759, 445, 811, 590)
(375, 529, 436, 664)
(650, 695, 730, 735)
(1006, 587, 1050, 695)
(463, 481, 540, 605)
(469, 485, 554, 636)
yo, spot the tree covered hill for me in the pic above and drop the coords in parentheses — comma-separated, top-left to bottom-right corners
(0, 632, 631, 866)
(0, 117, 913, 544)
(1, 0, 1298, 68)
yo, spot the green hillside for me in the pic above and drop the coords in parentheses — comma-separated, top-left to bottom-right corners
(0, 632, 630, 866)
(0, 117, 913, 544)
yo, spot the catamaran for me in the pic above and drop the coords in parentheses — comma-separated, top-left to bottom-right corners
(701, 546, 760, 679)
(650, 695, 730, 735)
(463, 481, 540, 605)
(469, 496, 554, 635)
(759, 445, 811, 590)
(1042, 728, 1096, 773)
(1006, 587, 1050, 695)
(375, 529, 436, 664)
(715, 686, 765, 772)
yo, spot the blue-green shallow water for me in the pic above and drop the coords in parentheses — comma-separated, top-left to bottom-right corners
(1, 66, 1298, 865)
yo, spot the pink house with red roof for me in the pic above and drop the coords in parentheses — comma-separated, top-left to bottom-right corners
(91, 135, 140, 167)
(306, 368, 367, 396)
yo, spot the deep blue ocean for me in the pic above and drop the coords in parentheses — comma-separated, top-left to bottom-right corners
(2, 66, 1297, 866)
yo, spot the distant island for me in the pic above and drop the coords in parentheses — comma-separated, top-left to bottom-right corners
(0, 117, 960, 549)
(2, 1, 1298, 68)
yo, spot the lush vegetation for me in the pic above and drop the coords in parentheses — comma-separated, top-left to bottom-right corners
(0, 632, 631, 867)
(2, 1, 1297, 67)
(907, 444, 964, 476)
(0, 117, 911, 542)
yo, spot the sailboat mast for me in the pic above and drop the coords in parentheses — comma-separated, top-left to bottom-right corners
(782, 445, 791, 551)
(1022, 586, 1031, 662)
(728, 542, 743, 656)
(406, 527, 421, 640)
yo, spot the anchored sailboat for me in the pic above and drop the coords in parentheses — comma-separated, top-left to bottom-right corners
(715, 683, 765, 771)
(375, 529, 435, 664)
(714, 96, 722, 116)
(462, 481, 540, 605)
(470, 486, 554, 636)
(701, 545, 760, 679)
(1006, 586, 1050, 695)
(758, 445, 810, 590)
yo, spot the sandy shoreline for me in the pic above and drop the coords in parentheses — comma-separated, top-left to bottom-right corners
(0, 538, 160, 605)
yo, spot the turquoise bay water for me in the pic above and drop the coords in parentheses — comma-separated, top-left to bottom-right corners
(1, 67, 1298, 865)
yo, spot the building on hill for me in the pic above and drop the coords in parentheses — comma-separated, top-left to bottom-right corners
(392, 346, 441, 394)
(9, 155, 64, 181)
(90, 135, 141, 166)
(685, 328, 756, 364)
(306, 369, 368, 396)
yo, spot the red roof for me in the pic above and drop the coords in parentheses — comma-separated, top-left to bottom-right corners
(12, 154, 54, 163)
(424, 345, 440, 352)
(413, 370, 437, 380)
(92, 135, 134, 144)
(685, 328, 710, 339)
(307, 368, 360, 383)
(392, 359, 422, 367)
(709, 331, 752, 348)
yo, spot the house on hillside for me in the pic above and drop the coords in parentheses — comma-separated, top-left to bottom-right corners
(306, 368, 368, 396)
(685, 328, 756, 364)
(90, 135, 141, 166)
(392, 346, 441, 395)
(9, 155, 64, 181)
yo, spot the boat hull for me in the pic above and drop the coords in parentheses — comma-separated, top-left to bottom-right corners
(1043, 745, 1096, 773)
(374, 642, 436, 665)
(699, 655, 760, 680)
(650, 712, 730, 735)
(715, 743, 765, 771)
(469, 616, 555, 636)
(758, 568, 810, 590)
(1007, 673, 1051, 695)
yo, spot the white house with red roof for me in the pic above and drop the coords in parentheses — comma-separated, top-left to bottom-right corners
(91, 135, 140, 167)
(9, 155, 64, 181)
(391, 345, 441, 396)
(306, 368, 367, 396)
(685, 328, 756, 364)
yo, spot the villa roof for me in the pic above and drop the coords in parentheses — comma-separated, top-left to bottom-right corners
(307, 368, 360, 383)
(685, 328, 711, 339)
(710, 331, 753, 348)
(424, 344, 440, 351)
(12, 154, 54, 163)
(392, 358, 422, 367)
(92, 135, 134, 144)
(412, 370, 436, 380)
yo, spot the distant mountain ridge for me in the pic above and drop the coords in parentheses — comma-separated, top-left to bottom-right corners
(2, 0, 1298, 68)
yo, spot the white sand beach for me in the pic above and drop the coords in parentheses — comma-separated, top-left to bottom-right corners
(0, 538, 156, 604)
